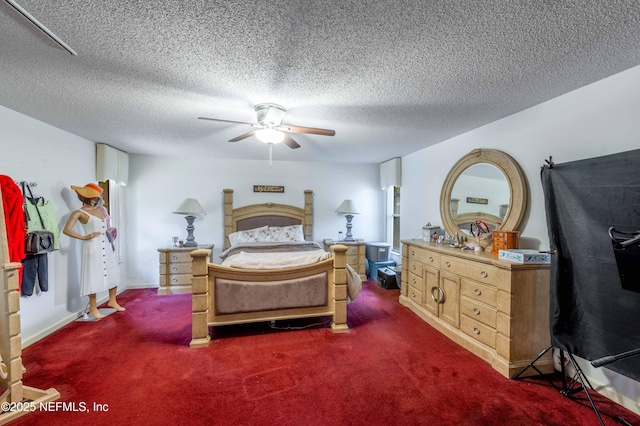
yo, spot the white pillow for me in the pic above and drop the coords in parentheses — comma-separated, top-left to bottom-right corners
(269, 225, 305, 242)
(236, 226, 272, 243)
(228, 226, 268, 246)
(228, 231, 240, 247)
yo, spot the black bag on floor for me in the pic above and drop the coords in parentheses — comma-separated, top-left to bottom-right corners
(377, 267, 398, 289)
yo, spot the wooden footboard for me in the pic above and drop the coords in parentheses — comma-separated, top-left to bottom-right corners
(189, 245, 349, 348)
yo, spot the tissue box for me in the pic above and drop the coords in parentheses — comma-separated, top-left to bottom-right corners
(422, 226, 444, 242)
(498, 249, 551, 264)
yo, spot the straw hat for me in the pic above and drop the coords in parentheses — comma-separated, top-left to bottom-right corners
(71, 183, 103, 198)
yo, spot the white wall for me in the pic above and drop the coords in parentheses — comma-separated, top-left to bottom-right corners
(125, 155, 382, 286)
(401, 64, 640, 413)
(0, 105, 98, 343)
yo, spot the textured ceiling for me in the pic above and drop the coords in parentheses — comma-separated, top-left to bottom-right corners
(1, 1, 640, 164)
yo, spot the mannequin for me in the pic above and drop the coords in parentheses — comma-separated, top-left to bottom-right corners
(62, 183, 124, 319)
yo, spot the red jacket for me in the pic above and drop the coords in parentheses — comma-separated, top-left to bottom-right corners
(0, 175, 26, 284)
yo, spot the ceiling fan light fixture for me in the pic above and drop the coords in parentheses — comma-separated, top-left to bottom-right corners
(256, 128, 285, 144)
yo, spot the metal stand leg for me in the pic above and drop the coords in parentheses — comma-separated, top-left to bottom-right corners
(512, 344, 553, 381)
(562, 352, 604, 426)
(512, 346, 604, 426)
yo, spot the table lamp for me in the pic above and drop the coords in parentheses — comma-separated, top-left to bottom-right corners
(335, 199, 361, 242)
(173, 198, 206, 247)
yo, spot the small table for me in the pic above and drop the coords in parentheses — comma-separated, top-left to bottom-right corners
(323, 239, 367, 280)
(157, 244, 213, 294)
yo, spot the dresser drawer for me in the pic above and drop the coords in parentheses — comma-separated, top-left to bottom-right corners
(160, 251, 193, 264)
(460, 315, 496, 348)
(408, 285, 423, 305)
(441, 255, 508, 286)
(460, 279, 497, 307)
(460, 296, 497, 328)
(408, 247, 440, 268)
(345, 246, 360, 255)
(408, 271, 424, 292)
(164, 274, 192, 286)
(160, 262, 192, 275)
(345, 254, 359, 265)
(407, 258, 424, 277)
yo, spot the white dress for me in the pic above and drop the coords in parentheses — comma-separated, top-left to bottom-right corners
(77, 209, 120, 296)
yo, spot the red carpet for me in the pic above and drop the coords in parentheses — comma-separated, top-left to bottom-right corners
(10, 280, 640, 425)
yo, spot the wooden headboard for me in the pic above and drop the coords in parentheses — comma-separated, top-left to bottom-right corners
(223, 189, 313, 249)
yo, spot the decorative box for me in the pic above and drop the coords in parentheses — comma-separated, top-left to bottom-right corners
(498, 249, 551, 264)
(491, 230, 520, 256)
(422, 225, 444, 242)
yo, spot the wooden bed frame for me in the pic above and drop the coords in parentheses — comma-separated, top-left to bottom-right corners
(189, 189, 349, 348)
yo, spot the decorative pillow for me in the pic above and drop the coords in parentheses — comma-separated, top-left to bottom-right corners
(228, 231, 241, 247)
(236, 226, 272, 244)
(269, 224, 305, 242)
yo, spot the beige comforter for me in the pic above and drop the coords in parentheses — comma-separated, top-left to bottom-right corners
(220, 242, 362, 301)
(223, 249, 331, 269)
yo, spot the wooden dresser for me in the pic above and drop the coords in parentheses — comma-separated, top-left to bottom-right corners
(323, 240, 366, 280)
(158, 245, 213, 295)
(400, 240, 553, 378)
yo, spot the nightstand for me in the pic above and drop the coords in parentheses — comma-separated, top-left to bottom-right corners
(157, 244, 213, 295)
(323, 239, 367, 280)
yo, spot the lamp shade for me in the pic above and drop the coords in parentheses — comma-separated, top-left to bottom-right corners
(335, 199, 361, 215)
(173, 198, 207, 216)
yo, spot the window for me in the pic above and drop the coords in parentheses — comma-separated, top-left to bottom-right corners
(386, 186, 400, 252)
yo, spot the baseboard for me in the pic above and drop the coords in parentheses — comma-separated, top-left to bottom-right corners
(22, 311, 80, 348)
(565, 358, 640, 416)
(22, 285, 156, 348)
(591, 378, 640, 416)
(125, 283, 159, 290)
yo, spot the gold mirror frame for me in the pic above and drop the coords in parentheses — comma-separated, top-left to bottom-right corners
(439, 149, 527, 238)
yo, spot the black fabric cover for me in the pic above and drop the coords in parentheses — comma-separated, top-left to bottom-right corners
(540, 149, 640, 381)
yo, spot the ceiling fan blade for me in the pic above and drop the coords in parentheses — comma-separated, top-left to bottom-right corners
(283, 133, 301, 149)
(278, 125, 335, 137)
(198, 117, 257, 127)
(229, 130, 257, 142)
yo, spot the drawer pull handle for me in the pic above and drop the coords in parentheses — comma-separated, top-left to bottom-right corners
(171, 266, 177, 272)
(171, 278, 177, 283)
(429, 256, 434, 262)
(475, 288, 482, 296)
(473, 327, 480, 335)
(473, 308, 480, 315)
(412, 264, 416, 271)
(172, 255, 178, 261)
(431, 286, 445, 304)
(412, 278, 416, 284)
(411, 250, 415, 256)
(445, 261, 451, 268)
(480, 271, 488, 278)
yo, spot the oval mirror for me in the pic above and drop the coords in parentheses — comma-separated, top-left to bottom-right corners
(440, 149, 527, 238)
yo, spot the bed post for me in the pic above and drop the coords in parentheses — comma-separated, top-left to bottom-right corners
(189, 249, 211, 348)
(330, 244, 349, 333)
(223, 189, 233, 250)
(304, 189, 313, 241)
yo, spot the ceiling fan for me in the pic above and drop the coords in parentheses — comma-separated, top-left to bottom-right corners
(198, 103, 335, 149)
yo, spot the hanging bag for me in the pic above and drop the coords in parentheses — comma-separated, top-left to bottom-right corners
(22, 183, 55, 255)
(100, 206, 117, 251)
